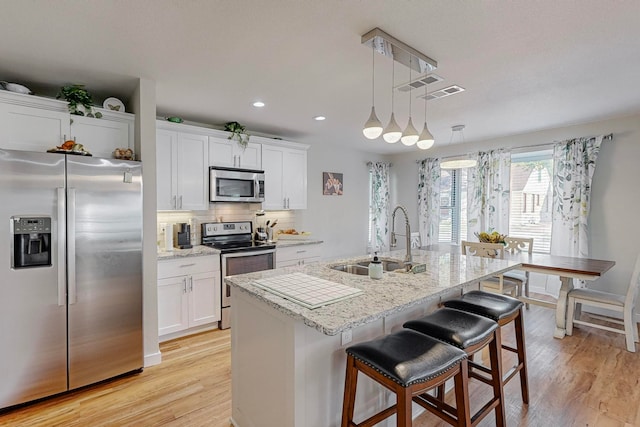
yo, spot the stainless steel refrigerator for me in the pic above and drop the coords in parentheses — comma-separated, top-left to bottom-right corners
(0, 148, 143, 409)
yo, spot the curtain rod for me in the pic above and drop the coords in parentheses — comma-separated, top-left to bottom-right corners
(515, 132, 613, 152)
(415, 133, 614, 163)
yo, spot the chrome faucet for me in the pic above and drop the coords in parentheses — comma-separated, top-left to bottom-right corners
(390, 205, 412, 265)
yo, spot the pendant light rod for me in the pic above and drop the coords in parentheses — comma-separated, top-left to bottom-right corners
(361, 27, 438, 74)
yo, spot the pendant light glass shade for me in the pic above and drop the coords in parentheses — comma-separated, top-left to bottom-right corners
(400, 117, 419, 145)
(382, 113, 402, 143)
(417, 123, 435, 150)
(363, 106, 383, 139)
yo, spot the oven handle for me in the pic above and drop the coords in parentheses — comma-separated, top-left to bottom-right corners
(221, 248, 276, 259)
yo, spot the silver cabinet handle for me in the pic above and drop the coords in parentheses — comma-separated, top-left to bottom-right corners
(296, 250, 306, 254)
(179, 195, 183, 209)
(68, 188, 77, 305)
(179, 263, 196, 268)
(283, 197, 287, 209)
(57, 188, 66, 306)
(183, 277, 187, 293)
(172, 195, 176, 209)
(189, 276, 194, 292)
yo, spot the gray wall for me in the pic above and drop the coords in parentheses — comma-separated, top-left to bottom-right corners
(298, 144, 386, 260)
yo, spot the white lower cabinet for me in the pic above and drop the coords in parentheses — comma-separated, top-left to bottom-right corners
(276, 243, 322, 268)
(158, 255, 221, 339)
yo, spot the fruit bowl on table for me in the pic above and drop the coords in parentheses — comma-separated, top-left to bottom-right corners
(474, 231, 506, 244)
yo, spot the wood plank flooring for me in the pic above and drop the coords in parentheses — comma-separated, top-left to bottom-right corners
(0, 304, 638, 426)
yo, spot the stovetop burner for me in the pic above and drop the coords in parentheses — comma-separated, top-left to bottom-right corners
(201, 221, 275, 254)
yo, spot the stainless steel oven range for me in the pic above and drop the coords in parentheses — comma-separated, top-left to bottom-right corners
(201, 221, 275, 329)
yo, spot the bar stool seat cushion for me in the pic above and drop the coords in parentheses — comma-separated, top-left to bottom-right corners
(345, 329, 467, 387)
(443, 290, 523, 321)
(403, 308, 498, 349)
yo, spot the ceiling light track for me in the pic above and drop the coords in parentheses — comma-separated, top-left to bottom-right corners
(361, 28, 438, 74)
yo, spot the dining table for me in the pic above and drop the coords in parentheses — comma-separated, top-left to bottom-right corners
(423, 244, 616, 338)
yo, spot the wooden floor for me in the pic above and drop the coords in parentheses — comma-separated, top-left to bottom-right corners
(1, 305, 639, 427)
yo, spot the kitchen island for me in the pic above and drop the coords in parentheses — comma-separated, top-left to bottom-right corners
(226, 249, 519, 427)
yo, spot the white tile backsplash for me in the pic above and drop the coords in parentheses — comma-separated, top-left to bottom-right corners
(157, 204, 298, 245)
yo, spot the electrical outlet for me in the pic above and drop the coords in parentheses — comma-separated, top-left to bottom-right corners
(341, 329, 353, 345)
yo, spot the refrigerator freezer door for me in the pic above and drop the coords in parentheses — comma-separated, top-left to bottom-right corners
(0, 149, 67, 408)
(66, 156, 143, 389)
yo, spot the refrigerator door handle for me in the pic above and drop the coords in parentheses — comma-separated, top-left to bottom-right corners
(68, 188, 77, 305)
(57, 187, 66, 307)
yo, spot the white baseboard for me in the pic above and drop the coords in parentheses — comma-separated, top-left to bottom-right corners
(144, 350, 162, 367)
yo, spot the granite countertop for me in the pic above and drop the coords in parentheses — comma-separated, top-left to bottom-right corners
(225, 249, 520, 336)
(157, 245, 220, 260)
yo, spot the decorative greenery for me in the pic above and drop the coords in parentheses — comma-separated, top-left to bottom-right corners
(224, 121, 250, 149)
(56, 84, 102, 118)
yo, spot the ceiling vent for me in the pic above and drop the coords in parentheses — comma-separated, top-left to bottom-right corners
(396, 74, 444, 92)
(417, 85, 466, 101)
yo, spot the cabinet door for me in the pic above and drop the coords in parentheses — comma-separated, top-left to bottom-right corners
(176, 133, 209, 210)
(236, 142, 262, 169)
(284, 149, 307, 209)
(188, 271, 221, 327)
(0, 103, 70, 152)
(70, 116, 132, 159)
(156, 130, 178, 210)
(208, 136, 236, 168)
(158, 276, 189, 335)
(262, 145, 285, 210)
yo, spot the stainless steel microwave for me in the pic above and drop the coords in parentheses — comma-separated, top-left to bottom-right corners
(210, 167, 265, 203)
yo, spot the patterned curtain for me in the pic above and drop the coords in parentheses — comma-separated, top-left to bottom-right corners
(371, 162, 391, 250)
(467, 149, 511, 240)
(417, 158, 441, 246)
(550, 135, 603, 258)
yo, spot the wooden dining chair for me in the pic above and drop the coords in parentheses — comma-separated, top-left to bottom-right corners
(461, 241, 520, 297)
(503, 237, 534, 308)
(566, 253, 640, 352)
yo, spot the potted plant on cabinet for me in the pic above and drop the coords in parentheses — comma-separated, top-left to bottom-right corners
(224, 121, 250, 149)
(57, 84, 102, 118)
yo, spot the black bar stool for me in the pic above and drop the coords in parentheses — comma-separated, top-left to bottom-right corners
(341, 329, 471, 427)
(442, 290, 529, 404)
(403, 308, 505, 427)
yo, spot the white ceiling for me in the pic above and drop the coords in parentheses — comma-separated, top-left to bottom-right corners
(2, 0, 640, 154)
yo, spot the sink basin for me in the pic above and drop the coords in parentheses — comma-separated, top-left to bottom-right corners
(329, 258, 408, 275)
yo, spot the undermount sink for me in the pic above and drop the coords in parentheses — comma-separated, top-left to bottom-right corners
(329, 258, 408, 275)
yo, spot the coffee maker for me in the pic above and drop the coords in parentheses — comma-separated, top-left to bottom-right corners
(173, 223, 192, 249)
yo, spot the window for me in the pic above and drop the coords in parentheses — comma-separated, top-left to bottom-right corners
(437, 149, 553, 252)
(509, 150, 553, 253)
(438, 168, 468, 243)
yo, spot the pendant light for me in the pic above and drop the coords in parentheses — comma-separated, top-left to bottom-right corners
(362, 43, 383, 139)
(416, 75, 435, 150)
(382, 58, 402, 143)
(440, 125, 478, 169)
(401, 55, 419, 146)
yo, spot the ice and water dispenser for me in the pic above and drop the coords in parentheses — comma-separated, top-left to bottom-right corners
(11, 217, 52, 269)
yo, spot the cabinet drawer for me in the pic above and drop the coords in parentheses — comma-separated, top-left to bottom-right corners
(158, 255, 220, 278)
(276, 244, 321, 262)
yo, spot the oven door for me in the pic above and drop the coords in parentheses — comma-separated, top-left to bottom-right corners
(220, 248, 275, 329)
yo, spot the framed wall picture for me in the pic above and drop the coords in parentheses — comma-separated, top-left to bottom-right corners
(323, 172, 343, 195)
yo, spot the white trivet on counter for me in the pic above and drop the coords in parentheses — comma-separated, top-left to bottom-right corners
(252, 272, 363, 309)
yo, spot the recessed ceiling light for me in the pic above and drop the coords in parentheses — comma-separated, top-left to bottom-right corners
(252, 101, 265, 107)
(313, 116, 326, 121)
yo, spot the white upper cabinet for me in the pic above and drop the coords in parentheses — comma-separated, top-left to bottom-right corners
(0, 91, 134, 156)
(70, 114, 134, 159)
(156, 125, 209, 211)
(262, 141, 308, 210)
(209, 136, 262, 170)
